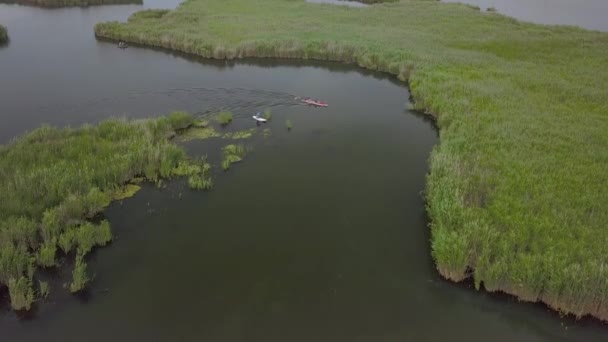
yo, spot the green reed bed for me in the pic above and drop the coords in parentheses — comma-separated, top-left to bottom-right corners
(215, 111, 234, 126)
(95, 0, 608, 320)
(0, 112, 215, 311)
(221, 144, 246, 171)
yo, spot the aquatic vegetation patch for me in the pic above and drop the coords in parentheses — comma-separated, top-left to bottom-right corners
(215, 111, 234, 126)
(95, 0, 608, 320)
(173, 159, 214, 190)
(263, 109, 272, 121)
(222, 128, 256, 140)
(178, 126, 221, 142)
(221, 144, 246, 171)
(38, 280, 49, 299)
(0, 113, 220, 310)
(110, 184, 142, 201)
(286, 119, 293, 131)
(0, 25, 7, 44)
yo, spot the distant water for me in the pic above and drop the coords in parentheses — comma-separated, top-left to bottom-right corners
(443, 0, 608, 32)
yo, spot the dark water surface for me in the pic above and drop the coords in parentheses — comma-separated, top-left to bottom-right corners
(443, 0, 608, 32)
(1, 1, 607, 341)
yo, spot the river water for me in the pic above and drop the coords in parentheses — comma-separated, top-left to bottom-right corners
(442, 0, 608, 32)
(0, 1, 607, 341)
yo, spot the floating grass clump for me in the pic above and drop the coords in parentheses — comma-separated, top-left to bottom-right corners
(95, 0, 608, 320)
(39, 280, 49, 299)
(263, 109, 272, 121)
(221, 144, 246, 171)
(0, 112, 218, 310)
(178, 126, 221, 142)
(0, 25, 7, 44)
(216, 111, 234, 126)
(173, 158, 214, 190)
(0, 0, 142, 8)
(222, 128, 256, 140)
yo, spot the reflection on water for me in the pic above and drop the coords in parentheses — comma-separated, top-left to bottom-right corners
(443, 0, 608, 31)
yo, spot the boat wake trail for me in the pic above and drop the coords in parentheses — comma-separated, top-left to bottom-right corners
(35, 87, 301, 122)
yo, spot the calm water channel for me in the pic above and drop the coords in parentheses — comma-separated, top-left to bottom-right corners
(0, 1, 607, 341)
(443, 0, 608, 32)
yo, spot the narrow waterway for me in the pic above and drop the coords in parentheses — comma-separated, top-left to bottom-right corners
(0, 1, 607, 341)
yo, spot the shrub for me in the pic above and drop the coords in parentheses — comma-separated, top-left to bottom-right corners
(216, 111, 234, 126)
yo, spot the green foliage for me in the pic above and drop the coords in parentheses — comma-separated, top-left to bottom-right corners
(69, 255, 89, 293)
(216, 111, 234, 126)
(0, 25, 7, 44)
(222, 128, 256, 140)
(188, 174, 214, 190)
(8, 277, 35, 311)
(0, 113, 216, 311)
(221, 144, 246, 171)
(167, 111, 195, 130)
(75, 221, 112, 256)
(285, 119, 293, 131)
(111, 184, 142, 201)
(95, 0, 608, 319)
(36, 241, 57, 267)
(58, 228, 76, 254)
(173, 159, 213, 190)
(39, 280, 50, 299)
(178, 127, 220, 142)
(263, 109, 272, 121)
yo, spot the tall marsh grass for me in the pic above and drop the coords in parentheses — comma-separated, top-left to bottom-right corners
(94, 0, 608, 320)
(0, 112, 214, 310)
(221, 144, 246, 171)
(216, 111, 234, 126)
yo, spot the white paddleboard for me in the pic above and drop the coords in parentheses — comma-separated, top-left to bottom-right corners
(253, 116, 267, 122)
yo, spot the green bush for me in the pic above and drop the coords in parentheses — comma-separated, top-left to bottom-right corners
(167, 111, 195, 130)
(216, 111, 234, 126)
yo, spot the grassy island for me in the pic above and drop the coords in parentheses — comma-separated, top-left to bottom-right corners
(0, 0, 141, 8)
(95, 0, 608, 320)
(0, 112, 215, 311)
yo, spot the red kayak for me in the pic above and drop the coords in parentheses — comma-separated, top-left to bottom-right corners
(302, 98, 328, 107)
